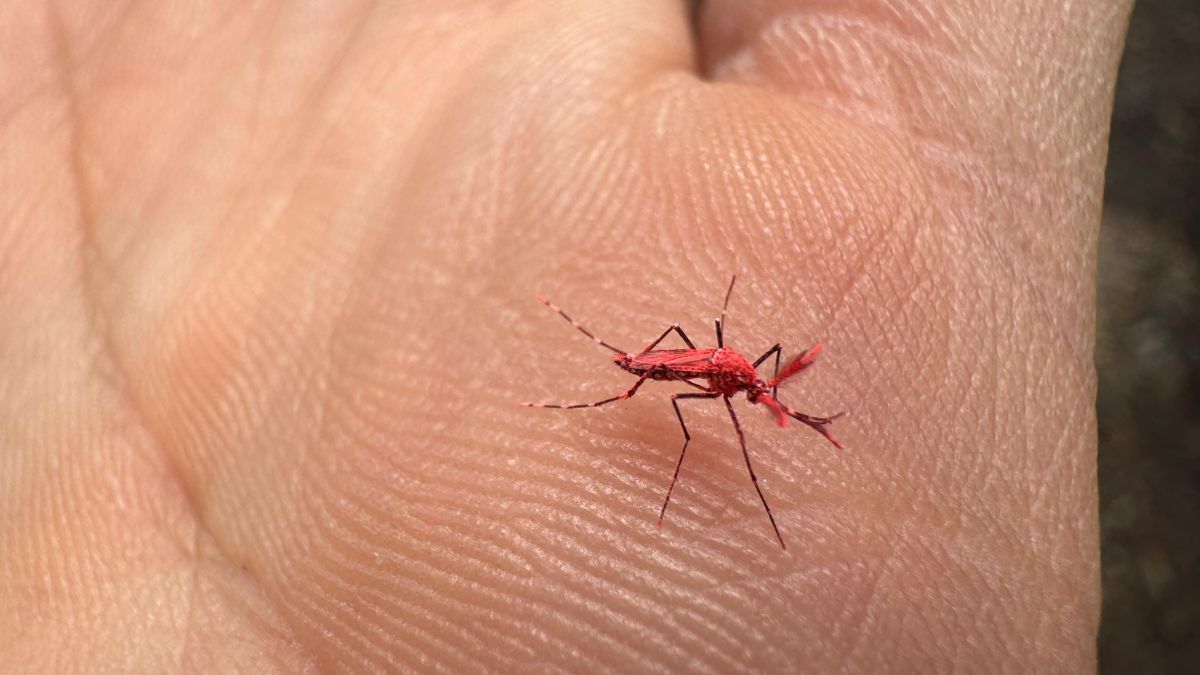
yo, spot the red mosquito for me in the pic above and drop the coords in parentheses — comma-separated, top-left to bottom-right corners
(519, 275, 844, 549)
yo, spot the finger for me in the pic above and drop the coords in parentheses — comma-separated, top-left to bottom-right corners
(696, 0, 1133, 236)
(698, 0, 1132, 118)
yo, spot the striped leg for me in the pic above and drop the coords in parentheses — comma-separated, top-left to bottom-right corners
(659, 391, 721, 525)
(519, 371, 652, 409)
(725, 396, 786, 550)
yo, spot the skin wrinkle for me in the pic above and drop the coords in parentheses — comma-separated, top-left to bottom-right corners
(42, 5, 320, 670)
(140, 2, 476, 649)
(300, 475, 499, 667)
(839, 546, 893, 659)
(178, 523, 201, 670)
(704, 0, 1115, 244)
(49, 0, 205, 651)
(297, 317, 619, 667)
(704, 4, 989, 85)
(309, 413, 566, 662)
(58, 40, 209, 675)
(0, 2, 131, 131)
(819, 193, 924, 332)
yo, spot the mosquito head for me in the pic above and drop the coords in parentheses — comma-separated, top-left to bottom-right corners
(745, 379, 768, 398)
(613, 353, 633, 371)
(747, 387, 789, 427)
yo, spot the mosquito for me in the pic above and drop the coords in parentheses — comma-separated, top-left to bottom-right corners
(519, 275, 844, 549)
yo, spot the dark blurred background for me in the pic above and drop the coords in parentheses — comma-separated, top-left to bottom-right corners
(1097, 0, 1200, 672)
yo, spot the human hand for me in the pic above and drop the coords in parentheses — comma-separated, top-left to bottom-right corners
(1, 1, 1130, 671)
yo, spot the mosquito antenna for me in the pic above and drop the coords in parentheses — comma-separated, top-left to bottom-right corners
(717, 274, 736, 348)
(535, 295, 625, 354)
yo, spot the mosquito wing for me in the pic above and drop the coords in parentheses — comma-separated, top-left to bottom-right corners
(629, 349, 720, 375)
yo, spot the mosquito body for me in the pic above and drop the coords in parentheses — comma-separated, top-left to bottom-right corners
(616, 348, 754, 393)
(520, 276, 843, 549)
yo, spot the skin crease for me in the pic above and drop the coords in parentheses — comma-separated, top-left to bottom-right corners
(0, 0, 1131, 672)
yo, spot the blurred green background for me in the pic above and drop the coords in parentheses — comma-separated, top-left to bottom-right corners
(1098, 0, 1200, 672)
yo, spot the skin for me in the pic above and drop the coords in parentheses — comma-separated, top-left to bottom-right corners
(0, 1, 1131, 672)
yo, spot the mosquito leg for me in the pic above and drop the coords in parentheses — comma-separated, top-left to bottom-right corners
(519, 371, 652, 409)
(724, 395, 786, 549)
(752, 344, 781, 368)
(638, 323, 696, 354)
(752, 343, 782, 398)
(771, 350, 781, 398)
(535, 295, 625, 354)
(659, 391, 722, 526)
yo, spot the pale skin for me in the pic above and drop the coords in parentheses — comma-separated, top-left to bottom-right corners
(0, 1, 1130, 672)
